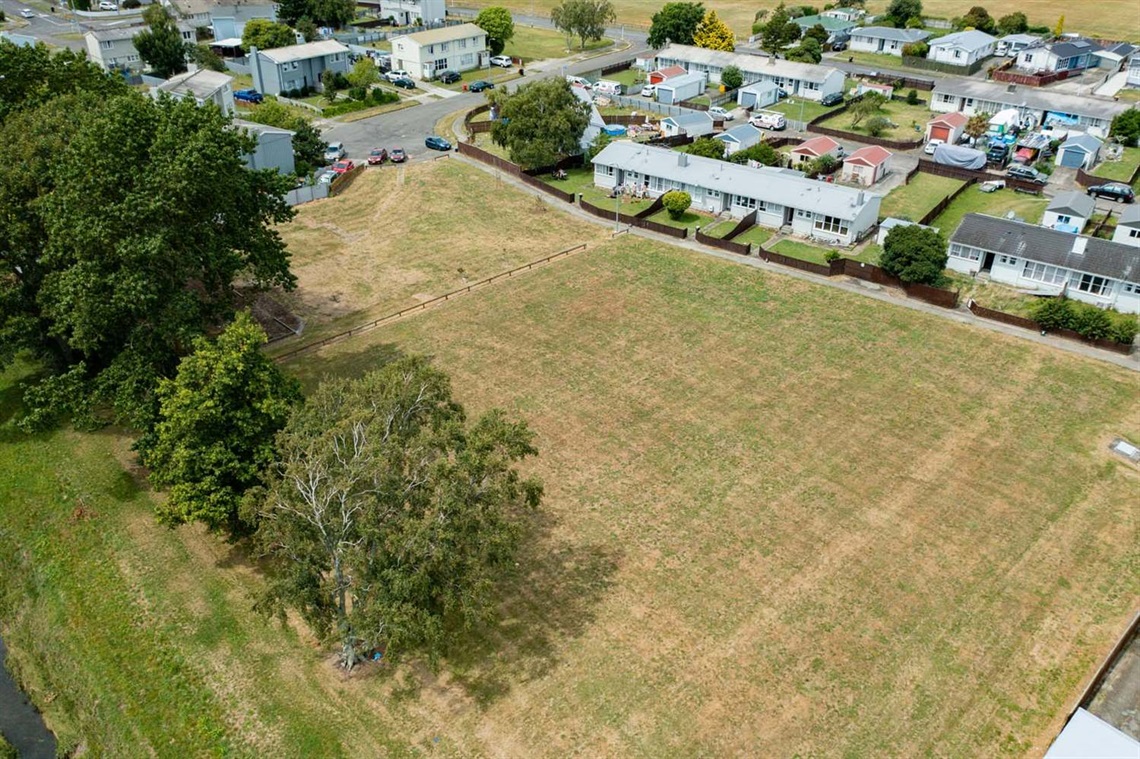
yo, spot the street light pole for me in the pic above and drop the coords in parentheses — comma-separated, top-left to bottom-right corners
(614, 190, 620, 232)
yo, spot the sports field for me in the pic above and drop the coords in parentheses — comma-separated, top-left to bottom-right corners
(1, 163, 1137, 756)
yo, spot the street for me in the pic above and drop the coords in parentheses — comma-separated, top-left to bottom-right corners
(0, 0, 142, 50)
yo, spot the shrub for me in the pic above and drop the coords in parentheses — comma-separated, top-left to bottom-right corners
(1070, 305, 1113, 341)
(1031, 298, 1073, 331)
(865, 115, 891, 137)
(661, 190, 692, 220)
(0, 9, 6, 20)
(721, 65, 744, 91)
(906, 88, 919, 105)
(825, 250, 842, 262)
(1109, 109, 1140, 147)
(122, 0, 141, 8)
(370, 87, 398, 104)
(334, 72, 350, 89)
(808, 154, 839, 176)
(881, 225, 948, 285)
(687, 136, 727, 160)
(348, 86, 367, 101)
(901, 41, 929, 57)
(1109, 315, 1139, 345)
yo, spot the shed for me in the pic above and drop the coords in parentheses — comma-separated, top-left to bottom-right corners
(1055, 133, 1103, 169)
(926, 112, 969, 144)
(877, 217, 938, 246)
(1042, 191, 1096, 233)
(1112, 204, 1140, 246)
(714, 124, 762, 155)
(655, 72, 707, 105)
(790, 135, 842, 166)
(660, 111, 715, 138)
(737, 81, 780, 110)
(841, 145, 892, 186)
(647, 65, 688, 84)
(854, 81, 893, 99)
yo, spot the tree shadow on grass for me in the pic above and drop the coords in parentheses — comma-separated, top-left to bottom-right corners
(442, 507, 621, 708)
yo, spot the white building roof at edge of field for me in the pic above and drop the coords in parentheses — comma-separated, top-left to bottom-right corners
(655, 43, 842, 84)
(592, 141, 878, 221)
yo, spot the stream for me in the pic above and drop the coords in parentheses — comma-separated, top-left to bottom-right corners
(0, 636, 57, 759)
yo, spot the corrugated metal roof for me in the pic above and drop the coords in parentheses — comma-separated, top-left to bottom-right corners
(932, 80, 1130, 121)
(1046, 191, 1096, 219)
(1118, 205, 1140, 227)
(792, 136, 841, 157)
(592, 141, 877, 221)
(950, 214, 1140, 282)
(850, 26, 930, 44)
(157, 69, 233, 99)
(662, 111, 714, 128)
(259, 39, 349, 63)
(929, 30, 997, 52)
(399, 23, 484, 47)
(657, 44, 841, 84)
(656, 72, 707, 91)
(715, 124, 761, 143)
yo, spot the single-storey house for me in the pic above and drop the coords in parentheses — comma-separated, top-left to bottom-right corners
(997, 33, 1041, 57)
(235, 119, 295, 175)
(849, 27, 930, 57)
(250, 40, 350, 95)
(876, 217, 937, 245)
(154, 69, 235, 115)
(927, 30, 997, 68)
(391, 23, 488, 80)
(841, 145, 891, 186)
(654, 44, 845, 102)
(790, 14, 856, 41)
(592, 141, 881, 245)
(378, 0, 446, 27)
(822, 7, 865, 23)
(1042, 191, 1096, 233)
(947, 213, 1140, 313)
(925, 112, 969, 144)
(714, 124, 763, 155)
(1017, 37, 1102, 73)
(790, 135, 842, 167)
(1055, 133, 1103, 169)
(571, 83, 606, 151)
(648, 65, 688, 84)
(1092, 43, 1136, 70)
(854, 81, 893, 99)
(655, 72, 707, 105)
(85, 24, 196, 72)
(661, 111, 715, 137)
(737, 81, 781, 110)
(1113, 204, 1140, 247)
(930, 79, 1130, 133)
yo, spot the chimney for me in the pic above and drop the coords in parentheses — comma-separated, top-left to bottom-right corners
(1072, 236, 1088, 255)
(679, 152, 689, 167)
(857, 190, 865, 206)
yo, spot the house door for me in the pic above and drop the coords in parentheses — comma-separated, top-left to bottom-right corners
(981, 252, 995, 272)
(783, 206, 793, 225)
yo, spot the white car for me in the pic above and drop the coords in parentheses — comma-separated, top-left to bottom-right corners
(19, 8, 36, 17)
(98, 1, 118, 9)
(708, 106, 735, 121)
(565, 76, 591, 89)
(924, 139, 944, 156)
(324, 142, 346, 162)
(489, 55, 513, 67)
(640, 84, 657, 97)
(385, 69, 412, 82)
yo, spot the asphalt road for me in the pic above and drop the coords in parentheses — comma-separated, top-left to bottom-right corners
(1, 0, 140, 50)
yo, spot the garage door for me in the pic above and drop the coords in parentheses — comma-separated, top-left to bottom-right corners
(1058, 148, 1084, 168)
(930, 125, 951, 142)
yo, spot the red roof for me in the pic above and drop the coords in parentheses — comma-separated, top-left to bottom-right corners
(791, 136, 841, 157)
(844, 145, 892, 167)
(928, 112, 969, 128)
(652, 65, 688, 79)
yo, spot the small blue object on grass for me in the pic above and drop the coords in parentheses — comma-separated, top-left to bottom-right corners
(603, 125, 627, 136)
(373, 651, 382, 661)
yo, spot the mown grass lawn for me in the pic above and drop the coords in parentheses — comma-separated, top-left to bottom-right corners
(879, 173, 964, 223)
(502, 26, 611, 62)
(823, 98, 933, 141)
(931, 186, 1050, 236)
(1089, 147, 1140, 183)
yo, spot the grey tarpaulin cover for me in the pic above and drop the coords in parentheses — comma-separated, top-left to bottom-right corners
(932, 143, 987, 170)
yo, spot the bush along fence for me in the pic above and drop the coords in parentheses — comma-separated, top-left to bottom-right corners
(579, 196, 688, 238)
(967, 300, 1134, 354)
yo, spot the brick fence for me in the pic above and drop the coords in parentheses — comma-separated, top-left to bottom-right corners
(967, 301, 1133, 354)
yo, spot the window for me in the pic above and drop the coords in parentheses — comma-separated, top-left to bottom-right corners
(1129, 228, 1140, 239)
(756, 200, 769, 212)
(460, 53, 474, 66)
(101, 40, 113, 49)
(1022, 261, 1068, 285)
(953, 49, 962, 59)
(998, 255, 1018, 265)
(795, 208, 812, 219)
(1056, 215, 1071, 224)
(433, 58, 447, 71)
(1075, 273, 1110, 296)
(1123, 283, 1138, 294)
(459, 38, 467, 49)
(650, 176, 665, 191)
(964, 98, 974, 108)
(734, 195, 756, 209)
(595, 164, 614, 176)
(440, 42, 449, 52)
(706, 188, 720, 199)
(1023, 53, 1034, 64)
(949, 243, 982, 261)
(814, 215, 850, 235)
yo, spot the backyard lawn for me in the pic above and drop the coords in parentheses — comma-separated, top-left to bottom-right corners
(820, 98, 933, 142)
(733, 225, 774, 247)
(767, 97, 836, 124)
(769, 238, 835, 264)
(930, 186, 1050, 235)
(878, 173, 964, 223)
(1088, 146, 1140, 184)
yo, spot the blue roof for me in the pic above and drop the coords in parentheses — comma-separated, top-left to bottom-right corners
(1061, 133, 1103, 153)
(715, 124, 762, 143)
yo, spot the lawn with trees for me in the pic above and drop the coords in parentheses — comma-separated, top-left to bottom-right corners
(489, 78, 590, 168)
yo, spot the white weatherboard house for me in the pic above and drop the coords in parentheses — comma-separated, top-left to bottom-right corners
(392, 23, 488, 80)
(654, 44, 845, 102)
(927, 30, 997, 68)
(660, 111, 715, 137)
(1042, 191, 1096, 233)
(379, 0, 446, 26)
(930, 80, 1130, 133)
(714, 124, 762, 155)
(1017, 38, 1102, 73)
(948, 214, 1140, 314)
(250, 40, 350, 95)
(154, 69, 235, 115)
(1113, 205, 1140, 247)
(591, 142, 881, 245)
(85, 24, 196, 72)
(849, 27, 930, 56)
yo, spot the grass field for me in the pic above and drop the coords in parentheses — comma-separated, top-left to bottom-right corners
(823, 98, 933, 141)
(2, 164, 1139, 757)
(503, 26, 612, 62)
(879, 173, 964, 222)
(931, 186, 1050, 235)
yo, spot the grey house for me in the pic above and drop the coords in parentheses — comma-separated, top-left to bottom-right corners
(250, 40, 351, 95)
(85, 24, 196, 72)
(849, 27, 930, 56)
(235, 119, 296, 175)
(210, 0, 279, 41)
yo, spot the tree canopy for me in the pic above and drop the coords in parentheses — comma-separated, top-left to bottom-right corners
(278, 0, 354, 28)
(720, 64, 744, 90)
(475, 6, 516, 56)
(964, 111, 992, 140)
(137, 312, 301, 533)
(786, 35, 823, 62)
(686, 136, 726, 159)
(1110, 110, 1140, 147)
(955, 5, 995, 32)
(244, 100, 327, 174)
(728, 141, 782, 166)
(241, 19, 296, 51)
(551, 0, 615, 50)
(758, 4, 804, 52)
(693, 9, 735, 51)
(880, 225, 947, 285)
(250, 357, 543, 667)
(996, 11, 1028, 34)
(0, 41, 124, 123)
(647, 1, 705, 48)
(133, 5, 189, 78)
(490, 78, 590, 168)
(883, 0, 922, 27)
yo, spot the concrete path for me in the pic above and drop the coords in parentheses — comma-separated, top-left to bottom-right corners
(1094, 71, 1130, 97)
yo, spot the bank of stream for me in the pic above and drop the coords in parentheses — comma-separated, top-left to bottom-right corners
(0, 636, 57, 759)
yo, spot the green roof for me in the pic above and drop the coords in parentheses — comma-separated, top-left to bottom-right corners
(791, 14, 855, 31)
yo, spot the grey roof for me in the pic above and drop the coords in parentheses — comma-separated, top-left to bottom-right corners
(656, 72, 707, 91)
(400, 23, 484, 47)
(592, 141, 877, 221)
(662, 111, 714, 128)
(1060, 133, 1103, 154)
(1096, 42, 1136, 58)
(951, 214, 1140, 283)
(657, 44, 842, 85)
(1045, 38, 1103, 58)
(90, 24, 190, 41)
(715, 123, 761, 143)
(1000, 33, 1041, 45)
(741, 80, 779, 94)
(232, 119, 294, 137)
(929, 30, 996, 53)
(1044, 709, 1140, 759)
(1118, 205, 1140, 227)
(258, 39, 348, 64)
(157, 69, 233, 99)
(850, 26, 930, 44)
(931, 79, 1131, 121)
(1046, 191, 1096, 219)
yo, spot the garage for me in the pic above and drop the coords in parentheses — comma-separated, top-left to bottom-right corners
(1055, 133, 1102, 170)
(924, 112, 968, 145)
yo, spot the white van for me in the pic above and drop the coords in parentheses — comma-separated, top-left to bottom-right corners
(593, 79, 624, 96)
(749, 111, 786, 131)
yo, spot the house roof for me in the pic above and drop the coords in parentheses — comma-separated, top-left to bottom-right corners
(950, 214, 1140, 283)
(740, 80, 779, 94)
(1045, 38, 1103, 58)
(662, 111, 714, 128)
(791, 135, 841, 157)
(791, 14, 854, 31)
(656, 72, 707, 90)
(1044, 709, 1140, 759)
(929, 30, 997, 52)
(1061, 133, 1103, 153)
(1000, 33, 1041, 45)
(844, 145, 892, 167)
(928, 112, 969, 128)
(657, 44, 842, 85)
(156, 68, 233, 99)
(850, 26, 930, 44)
(858, 81, 893, 93)
(592, 142, 877, 221)
(1046, 191, 1096, 219)
(400, 22, 484, 47)
(1118, 204, 1140, 227)
(715, 124, 762, 143)
(89, 23, 191, 41)
(232, 118, 294, 137)
(652, 65, 688, 78)
(1094, 42, 1135, 59)
(931, 79, 1130, 121)
(258, 39, 349, 63)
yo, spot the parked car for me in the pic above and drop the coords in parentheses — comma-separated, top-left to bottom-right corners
(566, 76, 591, 89)
(1087, 183, 1136, 203)
(986, 143, 1010, 167)
(98, 1, 118, 9)
(708, 106, 735, 121)
(437, 70, 461, 84)
(831, 40, 847, 51)
(468, 80, 494, 92)
(392, 76, 416, 89)
(390, 148, 407, 163)
(367, 148, 388, 165)
(640, 84, 657, 97)
(749, 111, 786, 131)
(331, 160, 356, 174)
(776, 87, 788, 99)
(385, 69, 413, 82)
(489, 55, 513, 67)
(233, 89, 264, 104)
(924, 138, 944, 156)
(1006, 164, 1046, 183)
(820, 91, 844, 107)
(317, 169, 337, 184)
(425, 135, 452, 151)
(19, 8, 35, 17)
(324, 142, 346, 162)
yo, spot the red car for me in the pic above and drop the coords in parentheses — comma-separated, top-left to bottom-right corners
(367, 148, 388, 165)
(331, 160, 356, 174)
(390, 148, 407, 163)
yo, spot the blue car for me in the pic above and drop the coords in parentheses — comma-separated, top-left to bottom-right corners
(425, 136, 452, 151)
(234, 89, 264, 104)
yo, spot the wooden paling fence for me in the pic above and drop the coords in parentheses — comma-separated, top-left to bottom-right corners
(579, 197, 688, 238)
(967, 300, 1133, 354)
(695, 229, 750, 256)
